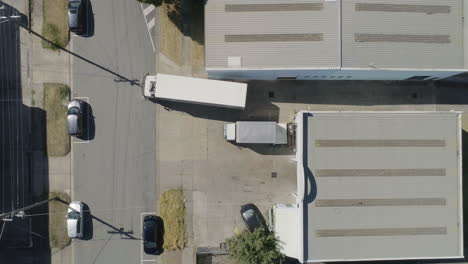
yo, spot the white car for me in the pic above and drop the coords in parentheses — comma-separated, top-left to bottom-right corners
(67, 201, 84, 239)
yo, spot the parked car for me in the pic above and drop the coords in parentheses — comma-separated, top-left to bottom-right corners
(68, 0, 86, 34)
(143, 215, 163, 255)
(240, 204, 268, 232)
(67, 201, 84, 239)
(67, 99, 85, 137)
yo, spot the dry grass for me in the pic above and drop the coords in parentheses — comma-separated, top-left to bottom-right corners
(49, 191, 71, 249)
(44, 83, 70, 156)
(42, 0, 69, 50)
(191, 0, 205, 74)
(160, 3, 183, 65)
(160, 188, 186, 250)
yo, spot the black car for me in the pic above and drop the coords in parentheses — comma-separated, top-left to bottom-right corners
(68, 0, 86, 34)
(143, 215, 163, 255)
(240, 204, 268, 232)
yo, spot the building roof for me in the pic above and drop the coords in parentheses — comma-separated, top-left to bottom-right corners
(205, 0, 464, 71)
(296, 111, 463, 262)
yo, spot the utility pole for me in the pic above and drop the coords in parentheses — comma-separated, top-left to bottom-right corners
(0, 197, 58, 221)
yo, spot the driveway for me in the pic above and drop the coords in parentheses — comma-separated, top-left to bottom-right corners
(71, 0, 158, 263)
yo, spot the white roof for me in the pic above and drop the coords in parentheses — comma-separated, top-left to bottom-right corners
(296, 111, 463, 262)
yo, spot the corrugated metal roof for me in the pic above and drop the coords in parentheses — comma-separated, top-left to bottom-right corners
(205, 0, 339, 69)
(205, 0, 464, 70)
(302, 112, 462, 261)
(341, 0, 464, 69)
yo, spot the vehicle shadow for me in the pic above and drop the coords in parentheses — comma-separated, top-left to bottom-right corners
(155, 216, 164, 255)
(81, 0, 94, 38)
(78, 100, 95, 141)
(81, 203, 93, 240)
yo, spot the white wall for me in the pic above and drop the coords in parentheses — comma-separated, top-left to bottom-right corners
(207, 68, 466, 81)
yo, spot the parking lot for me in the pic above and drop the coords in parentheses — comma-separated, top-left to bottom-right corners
(156, 79, 468, 250)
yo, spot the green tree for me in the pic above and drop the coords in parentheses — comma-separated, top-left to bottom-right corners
(135, 0, 163, 6)
(226, 229, 285, 264)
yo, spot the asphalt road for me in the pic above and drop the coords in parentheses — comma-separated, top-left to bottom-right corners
(71, 0, 157, 263)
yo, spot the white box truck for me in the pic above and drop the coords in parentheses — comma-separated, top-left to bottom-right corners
(224, 121, 288, 144)
(144, 74, 247, 109)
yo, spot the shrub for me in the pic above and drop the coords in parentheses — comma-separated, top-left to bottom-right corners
(226, 228, 285, 264)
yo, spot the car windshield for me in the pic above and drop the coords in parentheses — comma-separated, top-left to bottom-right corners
(67, 107, 80, 115)
(144, 241, 157, 248)
(68, 211, 80, 219)
(68, 1, 80, 8)
(243, 209, 254, 219)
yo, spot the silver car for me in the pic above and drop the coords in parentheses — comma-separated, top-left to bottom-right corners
(68, 0, 85, 34)
(67, 201, 84, 239)
(67, 99, 84, 137)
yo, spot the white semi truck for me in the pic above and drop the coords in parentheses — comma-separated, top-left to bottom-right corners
(224, 121, 288, 144)
(143, 74, 247, 109)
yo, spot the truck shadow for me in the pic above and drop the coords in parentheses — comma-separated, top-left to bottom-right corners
(155, 85, 280, 123)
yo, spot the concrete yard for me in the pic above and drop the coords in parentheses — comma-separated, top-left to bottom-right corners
(156, 79, 468, 251)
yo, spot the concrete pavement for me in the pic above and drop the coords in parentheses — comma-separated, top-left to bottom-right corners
(71, 0, 158, 263)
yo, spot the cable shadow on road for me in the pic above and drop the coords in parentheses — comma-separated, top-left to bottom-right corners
(22, 27, 140, 88)
(90, 214, 138, 240)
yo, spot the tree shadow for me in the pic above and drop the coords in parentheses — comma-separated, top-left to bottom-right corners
(158, 0, 205, 43)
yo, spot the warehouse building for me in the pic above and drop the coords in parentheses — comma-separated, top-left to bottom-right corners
(205, 0, 467, 80)
(274, 111, 463, 262)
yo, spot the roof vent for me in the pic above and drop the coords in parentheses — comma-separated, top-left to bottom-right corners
(228, 56, 242, 68)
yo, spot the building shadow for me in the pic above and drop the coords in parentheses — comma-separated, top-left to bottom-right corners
(0, 2, 51, 263)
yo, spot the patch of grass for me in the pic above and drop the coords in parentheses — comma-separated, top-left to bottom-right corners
(160, 188, 186, 250)
(160, 3, 182, 65)
(49, 191, 71, 249)
(42, 0, 69, 50)
(44, 83, 70, 156)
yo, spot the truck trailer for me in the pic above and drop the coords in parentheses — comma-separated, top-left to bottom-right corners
(143, 74, 247, 109)
(224, 121, 288, 144)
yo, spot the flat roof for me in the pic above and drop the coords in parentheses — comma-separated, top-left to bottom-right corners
(205, 0, 464, 70)
(297, 112, 463, 262)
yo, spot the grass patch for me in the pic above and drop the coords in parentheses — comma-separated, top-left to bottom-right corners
(49, 191, 71, 249)
(42, 0, 69, 50)
(160, 188, 186, 250)
(160, 3, 182, 65)
(191, 0, 205, 74)
(44, 83, 70, 156)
